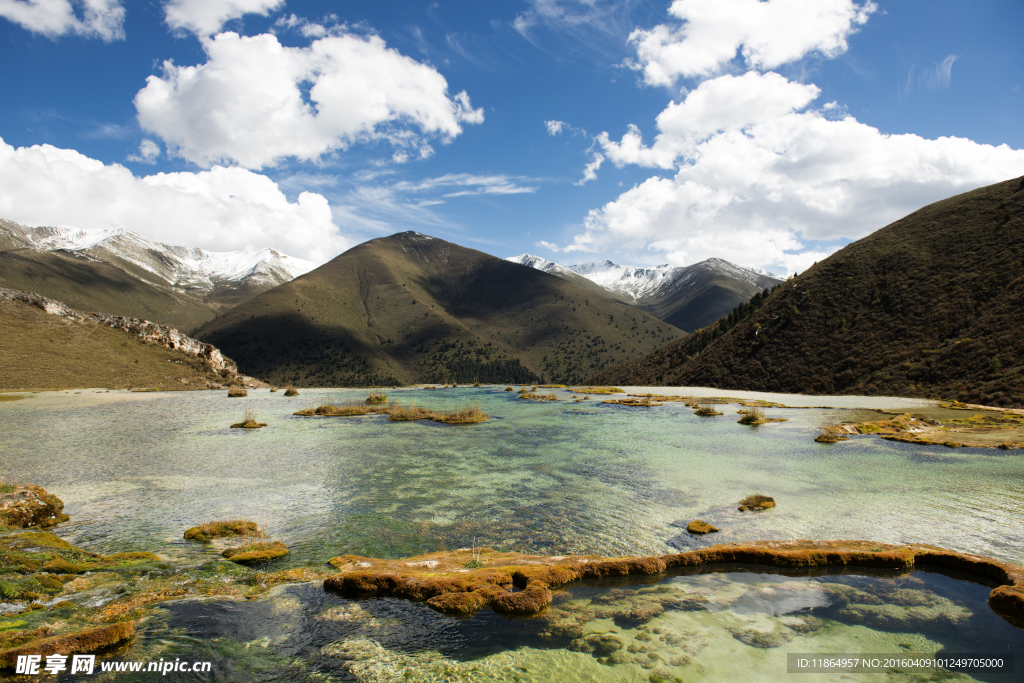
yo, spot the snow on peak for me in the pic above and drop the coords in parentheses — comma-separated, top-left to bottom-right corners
(8, 220, 313, 293)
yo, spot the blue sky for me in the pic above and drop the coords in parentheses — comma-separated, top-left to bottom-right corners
(1, 0, 1022, 274)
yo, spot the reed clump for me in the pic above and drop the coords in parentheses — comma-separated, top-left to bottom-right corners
(0, 478, 17, 494)
(814, 416, 850, 443)
(520, 392, 558, 401)
(437, 405, 488, 424)
(504, 387, 514, 392)
(230, 409, 267, 429)
(365, 391, 389, 405)
(296, 399, 488, 425)
(387, 404, 436, 421)
(694, 403, 723, 416)
(284, 387, 300, 397)
(227, 387, 248, 398)
(737, 407, 766, 424)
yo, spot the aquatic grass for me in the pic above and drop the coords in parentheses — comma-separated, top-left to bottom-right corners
(436, 404, 488, 424)
(387, 404, 436, 422)
(694, 403, 723, 416)
(230, 409, 267, 429)
(0, 479, 17, 494)
(284, 388, 300, 397)
(365, 391, 389, 405)
(574, 386, 624, 394)
(815, 416, 849, 443)
(520, 392, 558, 401)
(738, 407, 766, 424)
(227, 387, 248, 398)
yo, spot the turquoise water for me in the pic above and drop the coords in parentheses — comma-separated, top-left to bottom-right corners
(2, 386, 1021, 565)
(2, 387, 1022, 682)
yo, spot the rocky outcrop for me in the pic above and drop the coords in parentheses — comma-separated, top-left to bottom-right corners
(0, 486, 68, 529)
(0, 286, 236, 376)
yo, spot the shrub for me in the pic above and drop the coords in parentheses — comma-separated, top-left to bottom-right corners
(284, 388, 299, 397)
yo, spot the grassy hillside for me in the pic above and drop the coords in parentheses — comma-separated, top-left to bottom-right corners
(0, 298, 232, 391)
(0, 249, 220, 331)
(592, 176, 1024, 408)
(196, 232, 685, 386)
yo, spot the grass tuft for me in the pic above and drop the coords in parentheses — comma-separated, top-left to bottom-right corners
(227, 386, 248, 398)
(737, 406, 766, 424)
(231, 409, 267, 429)
(520, 392, 558, 401)
(284, 387, 299, 397)
(365, 391, 389, 405)
(694, 403, 723, 416)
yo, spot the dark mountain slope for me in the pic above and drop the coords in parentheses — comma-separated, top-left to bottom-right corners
(0, 249, 219, 331)
(196, 232, 684, 386)
(637, 272, 771, 332)
(592, 176, 1024, 408)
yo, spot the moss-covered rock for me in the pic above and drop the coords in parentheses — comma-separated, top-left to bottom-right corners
(222, 541, 289, 564)
(0, 486, 69, 529)
(686, 520, 719, 534)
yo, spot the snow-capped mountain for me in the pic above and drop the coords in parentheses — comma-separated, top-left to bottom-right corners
(0, 219, 313, 298)
(507, 253, 783, 331)
(507, 254, 778, 304)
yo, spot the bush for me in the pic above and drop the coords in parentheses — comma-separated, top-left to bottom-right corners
(284, 388, 299, 397)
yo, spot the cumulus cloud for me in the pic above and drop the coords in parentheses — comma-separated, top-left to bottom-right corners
(126, 139, 161, 164)
(164, 0, 283, 36)
(628, 0, 876, 85)
(536, 240, 560, 252)
(545, 120, 565, 136)
(0, 0, 125, 41)
(573, 71, 1024, 273)
(135, 31, 484, 170)
(0, 137, 351, 263)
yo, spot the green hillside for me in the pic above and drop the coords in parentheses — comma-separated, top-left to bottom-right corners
(196, 232, 685, 386)
(592, 176, 1024, 408)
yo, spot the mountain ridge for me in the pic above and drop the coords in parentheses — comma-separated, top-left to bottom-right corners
(590, 175, 1024, 408)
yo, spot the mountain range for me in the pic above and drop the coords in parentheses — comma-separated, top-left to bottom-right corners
(507, 254, 781, 332)
(197, 232, 685, 386)
(591, 175, 1024, 408)
(0, 218, 312, 330)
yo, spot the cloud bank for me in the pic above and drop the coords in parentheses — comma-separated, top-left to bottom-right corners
(0, 137, 351, 263)
(0, 0, 125, 40)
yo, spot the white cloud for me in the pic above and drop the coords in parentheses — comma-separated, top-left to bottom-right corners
(628, 0, 877, 85)
(572, 71, 1024, 274)
(0, 0, 125, 41)
(576, 152, 604, 185)
(164, 0, 283, 37)
(545, 120, 565, 136)
(126, 139, 160, 164)
(536, 240, 560, 252)
(0, 137, 351, 263)
(135, 31, 484, 170)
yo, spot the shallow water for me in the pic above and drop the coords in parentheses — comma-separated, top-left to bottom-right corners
(11, 568, 1019, 683)
(2, 386, 1022, 566)
(2, 387, 1023, 681)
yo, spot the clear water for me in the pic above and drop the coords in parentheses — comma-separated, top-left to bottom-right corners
(1, 387, 1022, 681)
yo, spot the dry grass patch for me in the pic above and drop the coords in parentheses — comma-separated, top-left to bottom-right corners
(283, 387, 299, 396)
(574, 386, 624, 394)
(815, 416, 849, 443)
(694, 403, 723, 416)
(603, 397, 664, 406)
(436, 405, 488, 424)
(227, 386, 248, 398)
(520, 392, 558, 401)
(365, 391, 388, 405)
(387, 404, 436, 421)
(230, 409, 267, 429)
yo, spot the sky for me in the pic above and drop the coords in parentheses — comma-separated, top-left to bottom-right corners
(1, 0, 1022, 275)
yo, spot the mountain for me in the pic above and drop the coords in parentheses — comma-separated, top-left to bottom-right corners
(506, 254, 781, 331)
(0, 286, 247, 392)
(0, 218, 313, 330)
(196, 232, 685, 386)
(591, 176, 1024, 408)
